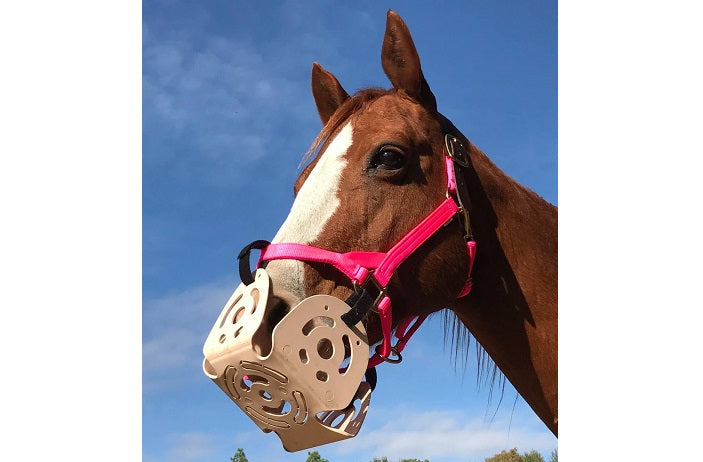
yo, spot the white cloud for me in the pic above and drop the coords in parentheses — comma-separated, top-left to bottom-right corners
(335, 409, 556, 461)
(143, 24, 315, 189)
(143, 327, 195, 369)
(143, 276, 237, 392)
(166, 432, 216, 462)
(144, 277, 235, 324)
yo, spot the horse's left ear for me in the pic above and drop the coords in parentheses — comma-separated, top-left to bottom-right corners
(381, 10, 437, 112)
(311, 62, 349, 125)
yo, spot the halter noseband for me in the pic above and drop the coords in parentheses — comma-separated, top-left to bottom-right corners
(239, 126, 477, 369)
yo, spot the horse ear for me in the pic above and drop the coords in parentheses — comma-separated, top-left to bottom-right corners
(381, 10, 437, 111)
(311, 62, 349, 125)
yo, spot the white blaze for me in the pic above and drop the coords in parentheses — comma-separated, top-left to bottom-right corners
(266, 122, 354, 302)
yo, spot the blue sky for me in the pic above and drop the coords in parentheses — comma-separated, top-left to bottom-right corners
(143, 2, 557, 461)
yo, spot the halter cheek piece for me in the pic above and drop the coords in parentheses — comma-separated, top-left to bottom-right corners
(202, 126, 476, 451)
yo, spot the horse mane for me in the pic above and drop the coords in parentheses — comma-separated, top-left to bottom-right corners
(300, 85, 507, 408)
(442, 310, 507, 409)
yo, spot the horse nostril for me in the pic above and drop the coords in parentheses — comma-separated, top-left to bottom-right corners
(266, 297, 291, 334)
(251, 296, 292, 357)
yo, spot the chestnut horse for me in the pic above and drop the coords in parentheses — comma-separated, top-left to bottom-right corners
(261, 11, 557, 436)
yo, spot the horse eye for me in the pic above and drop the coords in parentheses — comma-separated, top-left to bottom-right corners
(374, 147, 406, 170)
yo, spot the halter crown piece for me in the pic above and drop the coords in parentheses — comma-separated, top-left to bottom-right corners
(202, 126, 477, 451)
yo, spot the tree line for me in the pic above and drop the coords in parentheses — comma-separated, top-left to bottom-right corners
(230, 447, 558, 462)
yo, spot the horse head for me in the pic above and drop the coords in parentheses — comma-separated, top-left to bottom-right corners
(264, 10, 473, 349)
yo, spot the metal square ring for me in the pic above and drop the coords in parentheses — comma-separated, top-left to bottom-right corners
(444, 134, 470, 167)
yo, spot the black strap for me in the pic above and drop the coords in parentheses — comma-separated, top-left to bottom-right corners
(341, 288, 375, 327)
(341, 291, 378, 392)
(346, 367, 378, 410)
(364, 367, 378, 391)
(237, 240, 270, 285)
(439, 113, 474, 239)
(454, 160, 473, 212)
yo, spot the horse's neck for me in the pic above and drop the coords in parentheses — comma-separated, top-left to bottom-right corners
(453, 146, 558, 435)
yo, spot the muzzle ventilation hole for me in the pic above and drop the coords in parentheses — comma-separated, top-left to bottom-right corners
(233, 307, 245, 324)
(339, 335, 352, 373)
(250, 288, 260, 313)
(327, 412, 346, 429)
(219, 293, 243, 328)
(302, 316, 335, 336)
(281, 401, 292, 414)
(317, 338, 334, 360)
(241, 375, 265, 391)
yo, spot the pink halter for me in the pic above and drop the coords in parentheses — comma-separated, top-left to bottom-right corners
(254, 134, 476, 368)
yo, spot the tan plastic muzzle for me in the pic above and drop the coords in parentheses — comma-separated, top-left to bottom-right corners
(202, 268, 372, 452)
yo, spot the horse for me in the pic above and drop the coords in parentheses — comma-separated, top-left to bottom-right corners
(251, 10, 557, 437)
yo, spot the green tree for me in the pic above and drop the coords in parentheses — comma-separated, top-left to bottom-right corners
(485, 448, 546, 462)
(231, 448, 248, 462)
(400, 459, 430, 462)
(371, 458, 389, 462)
(521, 450, 544, 462)
(306, 450, 329, 462)
(485, 448, 521, 462)
(549, 449, 558, 462)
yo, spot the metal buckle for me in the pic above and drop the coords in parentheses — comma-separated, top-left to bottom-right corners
(353, 272, 387, 311)
(456, 207, 472, 241)
(444, 134, 470, 167)
(442, 206, 473, 243)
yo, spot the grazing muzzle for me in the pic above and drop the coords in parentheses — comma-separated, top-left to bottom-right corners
(202, 268, 373, 452)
